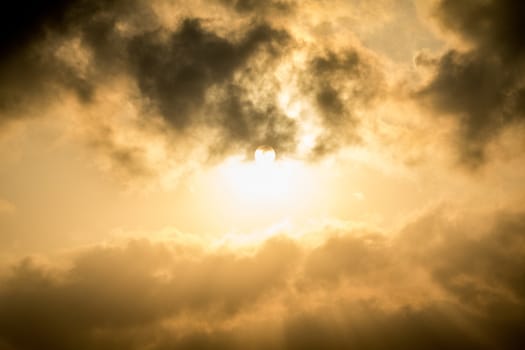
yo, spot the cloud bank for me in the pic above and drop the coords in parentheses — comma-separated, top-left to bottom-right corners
(1, 208, 525, 349)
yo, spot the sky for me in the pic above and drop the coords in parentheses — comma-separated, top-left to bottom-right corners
(1, 0, 525, 349)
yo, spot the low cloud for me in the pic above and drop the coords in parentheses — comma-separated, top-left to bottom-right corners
(1, 208, 525, 349)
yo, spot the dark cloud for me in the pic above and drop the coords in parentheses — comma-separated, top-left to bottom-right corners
(0, 1, 70, 60)
(125, 17, 299, 160)
(86, 124, 155, 179)
(0, 0, 141, 125)
(283, 303, 488, 350)
(0, 0, 390, 176)
(400, 210, 525, 306)
(128, 19, 289, 128)
(217, 0, 295, 15)
(433, 0, 525, 62)
(0, 237, 301, 350)
(211, 83, 298, 158)
(1, 209, 525, 349)
(417, 0, 525, 166)
(0, 42, 93, 121)
(301, 49, 383, 157)
(0, 0, 300, 169)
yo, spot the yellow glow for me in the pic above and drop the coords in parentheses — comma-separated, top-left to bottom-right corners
(254, 145, 276, 165)
(222, 156, 292, 202)
(215, 152, 325, 229)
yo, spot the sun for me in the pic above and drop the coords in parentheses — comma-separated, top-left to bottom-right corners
(199, 145, 329, 233)
(219, 146, 296, 204)
(210, 143, 330, 231)
(254, 145, 276, 165)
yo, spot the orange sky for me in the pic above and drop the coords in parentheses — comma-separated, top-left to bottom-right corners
(1, 1, 525, 349)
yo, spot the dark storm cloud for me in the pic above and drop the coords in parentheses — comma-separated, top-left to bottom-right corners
(301, 49, 383, 157)
(1, 209, 525, 349)
(417, 0, 525, 166)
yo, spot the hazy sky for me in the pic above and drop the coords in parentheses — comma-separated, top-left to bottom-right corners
(1, 1, 525, 349)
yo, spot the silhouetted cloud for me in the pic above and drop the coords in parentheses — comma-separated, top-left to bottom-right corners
(217, 0, 295, 14)
(0, 0, 144, 125)
(0, 0, 389, 177)
(127, 19, 294, 151)
(0, 1, 70, 60)
(1, 209, 525, 349)
(417, 0, 525, 166)
(301, 49, 383, 156)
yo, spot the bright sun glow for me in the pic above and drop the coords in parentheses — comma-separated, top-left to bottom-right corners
(223, 147, 290, 201)
(208, 144, 344, 235)
(217, 146, 320, 218)
(254, 145, 276, 165)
